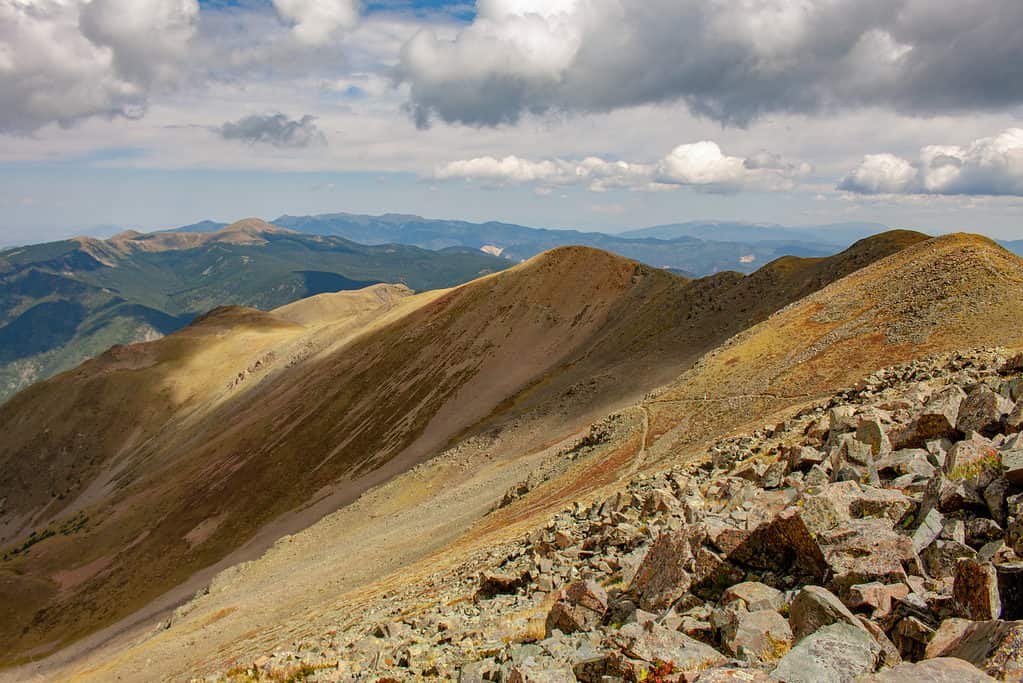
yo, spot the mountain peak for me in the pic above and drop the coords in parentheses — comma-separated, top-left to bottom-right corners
(218, 218, 294, 236)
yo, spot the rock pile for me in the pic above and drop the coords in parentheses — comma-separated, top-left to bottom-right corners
(209, 349, 1023, 682)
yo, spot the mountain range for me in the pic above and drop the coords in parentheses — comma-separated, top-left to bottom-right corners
(177, 214, 865, 275)
(0, 219, 508, 403)
(5, 229, 1023, 682)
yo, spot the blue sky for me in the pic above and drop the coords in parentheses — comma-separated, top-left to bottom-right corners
(2, 0, 1023, 244)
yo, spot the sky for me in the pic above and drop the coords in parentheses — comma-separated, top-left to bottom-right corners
(3, 0, 1023, 244)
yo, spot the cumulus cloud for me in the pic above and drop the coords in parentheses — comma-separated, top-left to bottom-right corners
(435, 142, 809, 193)
(0, 0, 198, 133)
(398, 0, 1023, 128)
(840, 129, 1023, 196)
(272, 0, 359, 46)
(218, 114, 327, 148)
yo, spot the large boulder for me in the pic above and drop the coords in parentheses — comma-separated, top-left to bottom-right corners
(820, 518, 920, 596)
(925, 618, 1023, 681)
(790, 585, 865, 641)
(729, 507, 827, 580)
(771, 623, 880, 683)
(957, 386, 1015, 437)
(629, 529, 694, 611)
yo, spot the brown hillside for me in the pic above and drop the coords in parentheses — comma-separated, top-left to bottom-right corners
(645, 232, 1023, 459)
(0, 238, 922, 666)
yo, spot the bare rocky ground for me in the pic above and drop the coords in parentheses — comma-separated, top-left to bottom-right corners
(202, 348, 1023, 682)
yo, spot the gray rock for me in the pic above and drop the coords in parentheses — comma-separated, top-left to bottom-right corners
(854, 657, 996, 682)
(508, 663, 577, 683)
(720, 609, 793, 666)
(912, 508, 945, 553)
(771, 623, 880, 683)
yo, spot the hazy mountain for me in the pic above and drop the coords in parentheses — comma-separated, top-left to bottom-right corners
(253, 212, 841, 275)
(619, 220, 892, 245)
(0, 219, 508, 403)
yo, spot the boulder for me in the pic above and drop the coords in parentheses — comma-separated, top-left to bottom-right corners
(873, 449, 935, 480)
(957, 386, 1015, 437)
(720, 609, 793, 666)
(790, 446, 826, 472)
(629, 529, 693, 611)
(855, 657, 997, 682)
(721, 582, 785, 612)
(954, 558, 1002, 620)
(771, 623, 880, 683)
(546, 581, 609, 636)
(789, 586, 865, 642)
(856, 417, 892, 457)
(921, 540, 976, 579)
(1005, 401, 1023, 435)
(892, 386, 966, 449)
(820, 518, 919, 596)
(945, 434, 1000, 482)
(925, 618, 1023, 681)
(477, 569, 532, 599)
(611, 622, 728, 673)
(912, 508, 945, 553)
(729, 507, 827, 580)
(693, 667, 776, 682)
(847, 582, 909, 620)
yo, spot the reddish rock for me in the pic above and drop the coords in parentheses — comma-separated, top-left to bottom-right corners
(925, 618, 1023, 681)
(957, 386, 1015, 437)
(629, 529, 693, 611)
(945, 433, 1000, 481)
(954, 558, 1002, 620)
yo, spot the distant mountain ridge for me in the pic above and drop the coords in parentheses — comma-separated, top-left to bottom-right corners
(174, 213, 861, 276)
(0, 219, 508, 403)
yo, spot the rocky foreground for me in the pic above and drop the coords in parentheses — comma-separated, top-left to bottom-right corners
(206, 349, 1023, 682)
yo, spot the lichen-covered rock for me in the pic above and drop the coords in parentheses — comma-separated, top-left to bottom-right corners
(771, 623, 880, 683)
(546, 581, 609, 636)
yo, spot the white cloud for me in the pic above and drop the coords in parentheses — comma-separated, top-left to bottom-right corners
(0, 0, 199, 133)
(434, 142, 809, 193)
(840, 128, 1023, 196)
(272, 0, 359, 46)
(398, 0, 1023, 128)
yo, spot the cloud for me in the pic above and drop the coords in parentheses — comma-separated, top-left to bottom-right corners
(398, 0, 1023, 128)
(434, 142, 808, 193)
(272, 0, 359, 46)
(840, 128, 1023, 196)
(218, 113, 327, 148)
(0, 0, 199, 133)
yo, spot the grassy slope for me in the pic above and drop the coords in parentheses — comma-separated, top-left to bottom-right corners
(0, 225, 509, 403)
